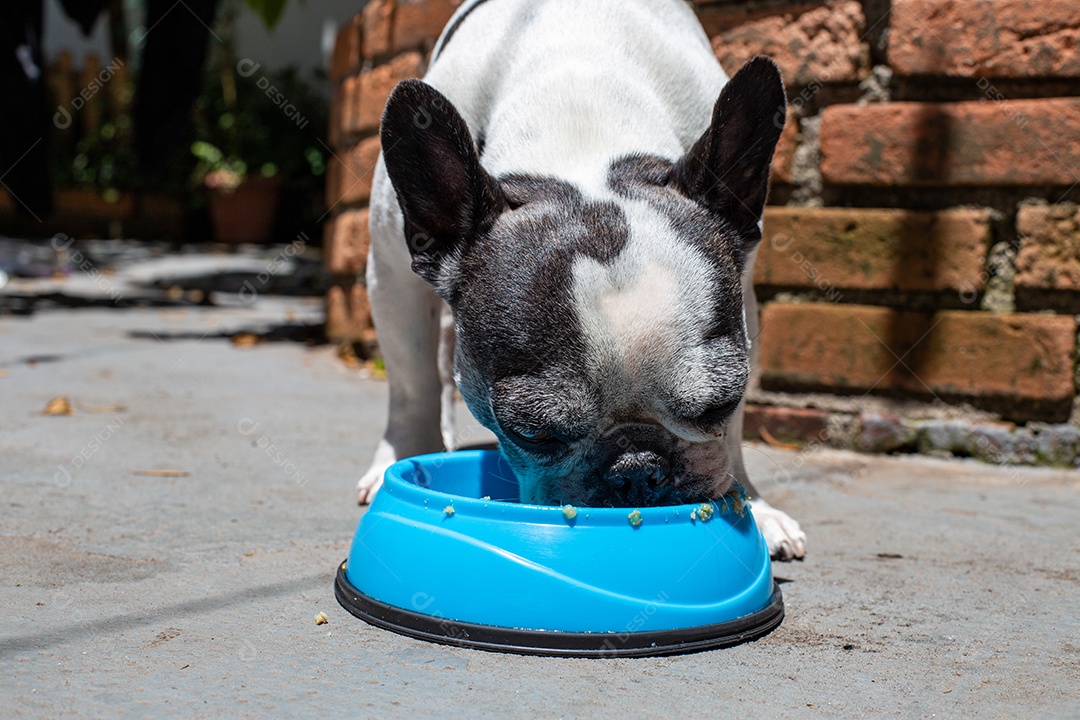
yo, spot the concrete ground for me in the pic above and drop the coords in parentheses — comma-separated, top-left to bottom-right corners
(1, 252, 1078, 718)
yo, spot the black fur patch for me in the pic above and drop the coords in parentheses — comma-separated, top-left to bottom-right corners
(671, 56, 787, 243)
(453, 173, 630, 391)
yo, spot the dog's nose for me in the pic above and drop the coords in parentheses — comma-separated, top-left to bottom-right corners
(603, 450, 670, 494)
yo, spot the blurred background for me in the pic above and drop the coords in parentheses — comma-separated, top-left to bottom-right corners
(0, 0, 360, 242)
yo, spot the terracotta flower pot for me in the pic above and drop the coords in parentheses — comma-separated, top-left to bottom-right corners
(207, 175, 282, 244)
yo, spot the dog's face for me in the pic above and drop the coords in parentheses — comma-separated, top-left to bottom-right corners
(380, 58, 786, 507)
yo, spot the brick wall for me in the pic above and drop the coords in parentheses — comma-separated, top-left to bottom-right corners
(323, 0, 460, 346)
(325, 0, 1080, 467)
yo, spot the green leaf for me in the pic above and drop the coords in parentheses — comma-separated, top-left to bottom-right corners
(243, 0, 289, 30)
(191, 141, 224, 164)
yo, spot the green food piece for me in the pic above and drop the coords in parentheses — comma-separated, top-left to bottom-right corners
(696, 503, 714, 522)
(443, 505, 455, 517)
(561, 505, 577, 521)
(627, 509, 643, 527)
(690, 510, 697, 521)
(721, 488, 750, 516)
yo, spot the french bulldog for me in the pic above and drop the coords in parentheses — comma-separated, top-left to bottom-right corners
(355, 0, 806, 560)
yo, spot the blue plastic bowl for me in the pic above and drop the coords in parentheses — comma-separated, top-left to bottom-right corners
(335, 450, 782, 657)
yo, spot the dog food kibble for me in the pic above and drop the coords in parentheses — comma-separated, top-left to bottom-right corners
(561, 505, 577, 521)
(443, 505, 455, 517)
(315, 611, 329, 625)
(696, 503, 714, 522)
(627, 509, 643, 527)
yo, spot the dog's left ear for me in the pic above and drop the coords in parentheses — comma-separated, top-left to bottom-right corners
(673, 56, 787, 247)
(380, 79, 504, 286)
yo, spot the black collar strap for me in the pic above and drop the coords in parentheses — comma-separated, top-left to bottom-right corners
(431, 0, 494, 61)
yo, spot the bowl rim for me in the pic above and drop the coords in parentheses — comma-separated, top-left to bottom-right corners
(383, 449, 752, 528)
(335, 561, 783, 658)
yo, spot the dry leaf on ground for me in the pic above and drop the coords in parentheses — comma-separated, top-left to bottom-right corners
(77, 402, 127, 413)
(336, 342, 363, 370)
(231, 332, 262, 347)
(760, 426, 802, 451)
(43, 397, 74, 416)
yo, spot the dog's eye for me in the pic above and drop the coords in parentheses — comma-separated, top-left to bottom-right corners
(510, 427, 552, 442)
(695, 400, 741, 430)
(505, 425, 561, 449)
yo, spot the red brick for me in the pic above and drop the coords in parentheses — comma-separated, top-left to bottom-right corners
(888, 0, 1080, 78)
(326, 283, 376, 344)
(392, 0, 463, 52)
(326, 136, 382, 208)
(1016, 203, 1080, 291)
(759, 303, 1076, 421)
(355, 52, 424, 134)
(821, 100, 1080, 186)
(742, 404, 829, 444)
(330, 15, 363, 82)
(771, 107, 798, 183)
(362, 0, 395, 59)
(337, 74, 362, 140)
(325, 208, 371, 277)
(755, 207, 991, 293)
(325, 151, 343, 208)
(328, 81, 343, 147)
(707, 1, 869, 86)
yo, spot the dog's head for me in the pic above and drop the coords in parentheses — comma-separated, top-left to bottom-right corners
(380, 57, 786, 506)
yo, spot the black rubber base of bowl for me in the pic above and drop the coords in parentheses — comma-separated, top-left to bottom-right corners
(334, 562, 784, 658)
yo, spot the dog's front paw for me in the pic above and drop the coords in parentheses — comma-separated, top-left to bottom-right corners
(356, 465, 387, 504)
(356, 441, 397, 504)
(752, 499, 807, 561)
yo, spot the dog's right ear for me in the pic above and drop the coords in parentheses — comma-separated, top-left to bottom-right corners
(380, 80, 504, 286)
(672, 57, 786, 254)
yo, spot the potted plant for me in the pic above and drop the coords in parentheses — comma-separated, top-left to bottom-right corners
(192, 139, 282, 244)
(191, 0, 326, 244)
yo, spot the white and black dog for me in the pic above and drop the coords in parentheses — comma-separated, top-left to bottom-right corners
(355, 0, 806, 561)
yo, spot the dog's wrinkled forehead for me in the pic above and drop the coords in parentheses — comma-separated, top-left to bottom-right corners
(573, 202, 718, 395)
(455, 160, 747, 399)
(453, 175, 619, 381)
